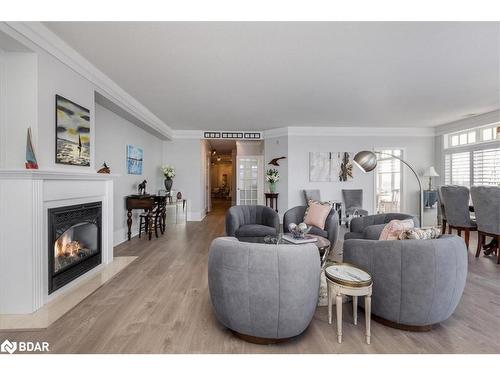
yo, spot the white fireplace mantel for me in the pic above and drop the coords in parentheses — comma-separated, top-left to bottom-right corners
(0, 169, 120, 180)
(0, 169, 117, 314)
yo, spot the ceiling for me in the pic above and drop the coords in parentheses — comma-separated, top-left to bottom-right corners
(45, 22, 500, 130)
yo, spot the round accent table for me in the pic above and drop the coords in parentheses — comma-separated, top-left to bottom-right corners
(325, 263, 373, 344)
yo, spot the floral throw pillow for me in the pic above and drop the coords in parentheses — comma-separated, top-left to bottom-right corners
(378, 219, 415, 240)
(398, 227, 441, 240)
(303, 200, 333, 230)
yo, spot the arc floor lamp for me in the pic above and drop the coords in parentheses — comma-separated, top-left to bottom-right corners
(353, 150, 423, 226)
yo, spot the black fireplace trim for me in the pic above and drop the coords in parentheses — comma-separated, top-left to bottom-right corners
(48, 201, 102, 294)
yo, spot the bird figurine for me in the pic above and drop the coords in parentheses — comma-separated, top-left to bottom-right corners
(97, 162, 111, 174)
(268, 156, 286, 166)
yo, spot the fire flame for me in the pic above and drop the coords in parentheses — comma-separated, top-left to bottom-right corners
(55, 232, 82, 258)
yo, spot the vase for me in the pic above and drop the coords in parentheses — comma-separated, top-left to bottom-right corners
(269, 182, 276, 193)
(164, 178, 173, 193)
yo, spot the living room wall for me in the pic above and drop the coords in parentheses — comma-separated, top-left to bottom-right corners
(95, 104, 164, 245)
(287, 132, 436, 224)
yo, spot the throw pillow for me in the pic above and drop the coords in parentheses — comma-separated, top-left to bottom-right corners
(398, 227, 441, 240)
(379, 219, 415, 240)
(303, 200, 333, 230)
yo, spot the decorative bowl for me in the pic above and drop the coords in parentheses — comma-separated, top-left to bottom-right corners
(288, 222, 311, 239)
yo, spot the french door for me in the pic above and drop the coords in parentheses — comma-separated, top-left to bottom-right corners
(375, 149, 403, 213)
(236, 156, 264, 205)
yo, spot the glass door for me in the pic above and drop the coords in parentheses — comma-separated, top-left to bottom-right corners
(375, 149, 403, 213)
(236, 156, 263, 205)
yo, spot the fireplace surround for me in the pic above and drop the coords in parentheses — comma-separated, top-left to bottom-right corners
(0, 170, 115, 315)
(48, 202, 102, 294)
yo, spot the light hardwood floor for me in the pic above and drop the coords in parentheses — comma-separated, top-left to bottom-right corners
(1, 201, 499, 353)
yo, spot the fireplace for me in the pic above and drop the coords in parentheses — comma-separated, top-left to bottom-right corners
(48, 202, 102, 294)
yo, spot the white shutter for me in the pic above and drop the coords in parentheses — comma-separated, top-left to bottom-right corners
(444, 154, 451, 184)
(473, 147, 500, 185)
(444, 151, 470, 187)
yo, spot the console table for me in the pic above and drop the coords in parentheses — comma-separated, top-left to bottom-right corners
(126, 194, 155, 241)
(264, 192, 279, 212)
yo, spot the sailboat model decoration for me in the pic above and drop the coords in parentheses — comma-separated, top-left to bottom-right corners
(25, 127, 39, 169)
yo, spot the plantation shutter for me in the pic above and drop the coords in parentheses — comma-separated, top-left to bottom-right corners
(473, 147, 500, 185)
(444, 152, 470, 187)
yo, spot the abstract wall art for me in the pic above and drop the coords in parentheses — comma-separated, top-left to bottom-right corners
(309, 151, 354, 182)
(127, 145, 143, 175)
(55, 95, 91, 166)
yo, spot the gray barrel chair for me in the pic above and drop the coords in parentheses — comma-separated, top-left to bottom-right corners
(440, 185, 477, 249)
(344, 213, 419, 240)
(343, 235, 467, 330)
(283, 205, 339, 247)
(225, 205, 280, 241)
(471, 185, 500, 264)
(208, 237, 321, 343)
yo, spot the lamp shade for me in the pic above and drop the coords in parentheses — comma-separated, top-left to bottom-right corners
(422, 166, 439, 177)
(353, 150, 378, 172)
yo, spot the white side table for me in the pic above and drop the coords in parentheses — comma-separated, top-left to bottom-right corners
(326, 263, 373, 344)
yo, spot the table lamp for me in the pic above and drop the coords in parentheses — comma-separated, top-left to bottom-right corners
(422, 166, 439, 190)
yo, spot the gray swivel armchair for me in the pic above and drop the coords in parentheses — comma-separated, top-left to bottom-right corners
(471, 185, 500, 263)
(283, 205, 339, 247)
(440, 185, 477, 249)
(344, 213, 419, 240)
(225, 205, 280, 241)
(342, 189, 368, 227)
(343, 235, 467, 330)
(208, 237, 321, 343)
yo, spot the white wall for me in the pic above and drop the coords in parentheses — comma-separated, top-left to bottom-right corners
(95, 104, 163, 244)
(0, 52, 37, 168)
(287, 134, 435, 224)
(264, 135, 288, 217)
(163, 138, 205, 220)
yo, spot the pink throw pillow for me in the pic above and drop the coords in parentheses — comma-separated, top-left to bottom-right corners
(303, 201, 332, 230)
(379, 219, 415, 241)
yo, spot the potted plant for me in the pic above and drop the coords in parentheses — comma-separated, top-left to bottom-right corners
(160, 165, 176, 193)
(265, 168, 279, 193)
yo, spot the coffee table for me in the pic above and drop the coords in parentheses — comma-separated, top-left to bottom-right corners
(240, 234, 331, 266)
(325, 263, 372, 344)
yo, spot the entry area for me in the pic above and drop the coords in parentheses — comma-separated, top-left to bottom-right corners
(206, 139, 264, 213)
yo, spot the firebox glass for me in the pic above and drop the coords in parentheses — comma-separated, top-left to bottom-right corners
(54, 222, 99, 273)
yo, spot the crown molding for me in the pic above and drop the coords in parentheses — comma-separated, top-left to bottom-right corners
(1, 22, 173, 140)
(286, 126, 436, 137)
(264, 126, 435, 138)
(434, 109, 500, 135)
(172, 130, 204, 139)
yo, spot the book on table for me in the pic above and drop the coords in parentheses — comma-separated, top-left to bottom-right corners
(282, 234, 318, 244)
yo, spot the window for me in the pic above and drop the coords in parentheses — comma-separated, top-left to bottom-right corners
(375, 149, 402, 213)
(444, 152, 470, 187)
(444, 123, 498, 149)
(473, 148, 500, 185)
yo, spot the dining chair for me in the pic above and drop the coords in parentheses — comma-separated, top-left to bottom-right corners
(440, 185, 477, 250)
(471, 185, 500, 264)
(437, 186, 447, 234)
(342, 189, 368, 228)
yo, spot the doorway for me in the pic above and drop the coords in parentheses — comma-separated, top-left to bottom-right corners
(208, 140, 236, 212)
